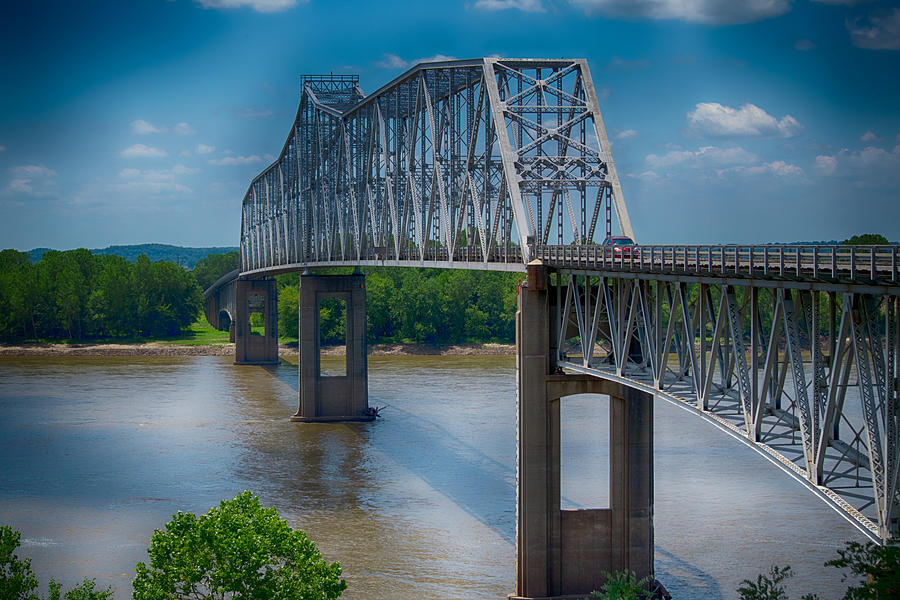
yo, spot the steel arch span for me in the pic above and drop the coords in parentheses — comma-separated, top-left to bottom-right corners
(210, 57, 900, 544)
(239, 58, 631, 275)
(542, 268, 899, 542)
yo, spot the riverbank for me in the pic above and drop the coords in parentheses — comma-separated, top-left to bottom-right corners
(0, 341, 516, 357)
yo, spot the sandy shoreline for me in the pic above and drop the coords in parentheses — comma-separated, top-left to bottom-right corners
(0, 341, 515, 357)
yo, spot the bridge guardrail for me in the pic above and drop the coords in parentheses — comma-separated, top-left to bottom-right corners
(533, 244, 899, 284)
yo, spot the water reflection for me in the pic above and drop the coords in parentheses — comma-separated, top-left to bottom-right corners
(0, 355, 868, 599)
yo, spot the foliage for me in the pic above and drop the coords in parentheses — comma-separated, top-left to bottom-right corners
(277, 284, 299, 340)
(737, 565, 795, 600)
(1, 525, 111, 600)
(1, 525, 39, 600)
(586, 570, 652, 600)
(825, 541, 900, 600)
(0, 249, 202, 341)
(45, 579, 113, 600)
(192, 252, 240, 291)
(132, 491, 346, 600)
(273, 267, 519, 346)
(843, 233, 889, 245)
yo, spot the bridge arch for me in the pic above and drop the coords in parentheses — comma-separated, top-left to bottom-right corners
(203, 57, 899, 555)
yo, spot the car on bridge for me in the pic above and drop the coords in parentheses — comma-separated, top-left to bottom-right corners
(602, 235, 635, 258)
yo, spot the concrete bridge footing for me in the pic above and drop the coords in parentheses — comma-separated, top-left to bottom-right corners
(512, 263, 654, 599)
(291, 272, 373, 422)
(234, 278, 279, 365)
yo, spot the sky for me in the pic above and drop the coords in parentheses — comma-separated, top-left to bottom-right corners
(1, 0, 899, 250)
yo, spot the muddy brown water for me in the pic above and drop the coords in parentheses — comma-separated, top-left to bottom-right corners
(0, 355, 866, 598)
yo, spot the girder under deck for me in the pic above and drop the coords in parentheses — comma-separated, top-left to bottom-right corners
(204, 57, 900, 543)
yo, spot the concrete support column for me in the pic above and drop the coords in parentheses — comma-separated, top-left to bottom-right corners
(511, 261, 654, 600)
(291, 272, 373, 422)
(234, 278, 279, 365)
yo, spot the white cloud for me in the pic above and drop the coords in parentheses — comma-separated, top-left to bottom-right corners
(118, 165, 199, 181)
(121, 144, 167, 158)
(814, 145, 900, 187)
(11, 165, 57, 178)
(794, 39, 816, 51)
(376, 54, 409, 69)
(646, 145, 758, 169)
(570, 0, 791, 25)
(195, 0, 297, 12)
(732, 160, 806, 178)
(849, 8, 900, 50)
(617, 129, 638, 139)
(110, 180, 193, 195)
(237, 107, 273, 119)
(0, 145, 6, 152)
(644, 146, 807, 182)
(687, 102, 803, 137)
(173, 122, 195, 135)
(596, 87, 611, 100)
(7, 164, 57, 196)
(172, 164, 200, 175)
(860, 130, 880, 142)
(375, 53, 457, 69)
(208, 155, 263, 166)
(131, 119, 164, 134)
(196, 143, 215, 154)
(180, 149, 192, 157)
(815, 155, 838, 175)
(474, 0, 544, 10)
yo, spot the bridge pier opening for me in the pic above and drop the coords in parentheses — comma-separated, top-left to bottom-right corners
(234, 278, 279, 365)
(290, 271, 373, 423)
(511, 262, 654, 600)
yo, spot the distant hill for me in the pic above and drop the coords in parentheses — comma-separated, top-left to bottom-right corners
(27, 244, 239, 269)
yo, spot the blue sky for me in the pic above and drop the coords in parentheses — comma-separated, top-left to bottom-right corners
(1, 0, 899, 250)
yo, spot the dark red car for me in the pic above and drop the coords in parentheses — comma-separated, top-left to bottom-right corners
(602, 236, 635, 258)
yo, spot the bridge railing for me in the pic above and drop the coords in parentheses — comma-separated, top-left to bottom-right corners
(533, 244, 899, 284)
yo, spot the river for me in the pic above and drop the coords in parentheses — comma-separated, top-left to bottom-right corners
(0, 354, 868, 599)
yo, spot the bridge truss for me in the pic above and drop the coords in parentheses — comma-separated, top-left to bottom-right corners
(240, 58, 631, 274)
(538, 248, 900, 541)
(220, 57, 900, 543)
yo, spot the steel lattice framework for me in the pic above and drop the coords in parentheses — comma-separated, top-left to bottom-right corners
(218, 57, 900, 543)
(240, 58, 630, 274)
(542, 262, 899, 541)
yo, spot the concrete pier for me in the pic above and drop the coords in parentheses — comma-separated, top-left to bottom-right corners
(511, 262, 654, 599)
(291, 272, 373, 422)
(234, 278, 279, 365)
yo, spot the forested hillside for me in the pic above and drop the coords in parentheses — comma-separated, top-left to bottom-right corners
(27, 244, 239, 268)
(0, 249, 201, 340)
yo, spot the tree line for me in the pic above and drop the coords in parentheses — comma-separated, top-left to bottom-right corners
(0, 249, 203, 341)
(276, 267, 521, 345)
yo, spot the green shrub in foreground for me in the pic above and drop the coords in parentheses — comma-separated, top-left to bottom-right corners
(132, 491, 346, 600)
(1, 525, 112, 600)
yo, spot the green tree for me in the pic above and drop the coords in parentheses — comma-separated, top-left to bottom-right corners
(278, 284, 299, 340)
(586, 570, 652, 600)
(825, 541, 900, 600)
(843, 233, 889, 245)
(1, 526, 111, 600)
(1, 525, 39, 600)
(0, 250, 35, 340)
(192, 252, 240, 291)
(132, 491, 346, 600)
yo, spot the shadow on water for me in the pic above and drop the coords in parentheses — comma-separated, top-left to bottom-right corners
(253, 357, 518, 544)
(366, 403, 517, 544)
(655, 546, 723, 599)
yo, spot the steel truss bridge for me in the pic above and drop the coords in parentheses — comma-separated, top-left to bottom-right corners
(207, 57, 900, 542)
